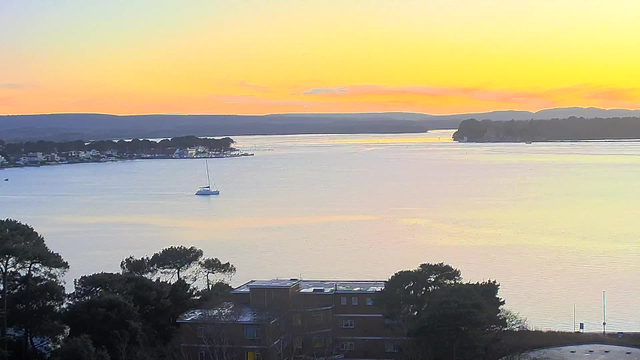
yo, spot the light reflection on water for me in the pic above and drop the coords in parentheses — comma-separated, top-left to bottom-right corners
(1, 130, 639, 331)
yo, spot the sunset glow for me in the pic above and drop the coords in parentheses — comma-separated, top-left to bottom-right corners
(2, 0, 640, 115)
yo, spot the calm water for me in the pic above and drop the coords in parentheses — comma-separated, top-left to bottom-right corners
(1, 130, 640, 332)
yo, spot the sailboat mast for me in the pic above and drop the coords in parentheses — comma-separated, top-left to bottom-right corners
(205, 160, 211, 187)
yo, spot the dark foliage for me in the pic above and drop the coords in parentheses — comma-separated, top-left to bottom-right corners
(0, 219, 69, 359)
(120, 256, 155, 277)
(0, 219, 235, 360)
(453, 117, 640, 142)
(149, 246, 203, 281)
(411, 282, 506, 360)
(65, 294, 142, 358)
(50, 335, 110, 360)
(375, 262, 461, 324)
(199, 258, 236, 291)
(377, 263, 509, 360)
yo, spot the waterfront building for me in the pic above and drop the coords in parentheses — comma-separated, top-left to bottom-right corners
(179, 279, 405, 360)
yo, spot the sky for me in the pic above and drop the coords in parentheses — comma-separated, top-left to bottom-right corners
(1, 0, 640, 115)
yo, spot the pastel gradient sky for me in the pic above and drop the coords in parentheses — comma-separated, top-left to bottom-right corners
(1, 0, 640, 115)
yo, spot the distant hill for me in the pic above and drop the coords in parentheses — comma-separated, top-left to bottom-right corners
(426, 107, 640, 122)
(2, 107, 640, 141)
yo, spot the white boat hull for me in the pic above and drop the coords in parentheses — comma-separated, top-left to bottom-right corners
(195, 188, 220, 196)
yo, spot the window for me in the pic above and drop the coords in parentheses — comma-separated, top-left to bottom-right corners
(339, 342, 355, 351)
(244, 326, 260, 340)
(312, 313, 323, 324)
(246, 351, 261, 360)
(351, 296, 358, 305)
(312, 336, 324, 348)
(197, 325, 204, 338)
(385, 341, 401, 353)
(366, 297, 373, 306)
(199, 350, 206, 360)
(341, 319, 355, 328)
(340, 296, 347, 305)
(294, 336, 303, 349)
(293, 313, 302, 326)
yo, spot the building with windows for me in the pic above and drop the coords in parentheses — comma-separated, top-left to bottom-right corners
(178, 279, 406, 360)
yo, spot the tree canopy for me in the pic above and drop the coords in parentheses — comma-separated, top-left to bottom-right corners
(0, 219, 235, 360)
(50, 335, 110, 360)
(376, 262, 461, 323)
(149, 246, 203, 281)
(199, 258, 236, 291)
(376, 263, 509, 360)
(0, 219, 69, 359)
(411, 282, 506, 360)
(65, 294, 142, 359)
(120, 256, 154, 277)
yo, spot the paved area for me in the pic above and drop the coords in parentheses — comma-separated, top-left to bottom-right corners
(521, 344, 639, 360)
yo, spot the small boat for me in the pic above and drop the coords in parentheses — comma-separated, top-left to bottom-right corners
(195, 160, 220, 196)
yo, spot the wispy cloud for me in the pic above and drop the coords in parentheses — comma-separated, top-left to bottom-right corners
(580, 87, 639, 104)
(212, 94, 310, 107)
(233, 80, 269, 92)
(302, 87, 347, 95)
(300, 84, 640, 109)
(302, 85, 554, 107)
(0, 83, 27, 90)
(215, 79, 269, 92)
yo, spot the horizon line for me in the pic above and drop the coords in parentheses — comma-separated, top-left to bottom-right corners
(2, 106, 640, 118)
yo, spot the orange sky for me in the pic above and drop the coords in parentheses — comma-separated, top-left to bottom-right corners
(1, 0, 639, 115)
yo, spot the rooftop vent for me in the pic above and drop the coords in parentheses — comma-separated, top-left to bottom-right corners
(312, 288, 325, 293)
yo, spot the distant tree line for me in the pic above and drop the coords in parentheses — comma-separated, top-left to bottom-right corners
(453, 117, 640, 142)
(0, 136, 235, 157)
(0, 140, 7, 162)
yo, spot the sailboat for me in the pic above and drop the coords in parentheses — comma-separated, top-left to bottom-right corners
(195, 160, 220, 196)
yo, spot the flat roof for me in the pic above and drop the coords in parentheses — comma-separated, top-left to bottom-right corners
(177, 302, 280, 324)
(519, 344, 639, 360)
(247, 279, 300, 289)
(231, 279, 385, 294)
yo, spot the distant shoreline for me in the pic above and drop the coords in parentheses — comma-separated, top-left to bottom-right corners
(0, 152, 254, 170)
(0, 136, 251, 170)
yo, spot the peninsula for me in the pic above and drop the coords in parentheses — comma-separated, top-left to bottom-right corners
(0, 136, 252, 168)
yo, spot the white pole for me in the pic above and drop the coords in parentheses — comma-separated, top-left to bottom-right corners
(602, 291, 606, 335)
(573, 303, 576, 333)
